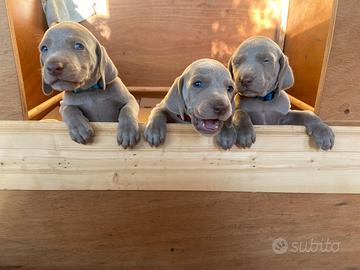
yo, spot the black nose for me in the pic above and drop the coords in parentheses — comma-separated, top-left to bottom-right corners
(241, 75, 254, 86)
(46, 61, 64, 76)
(213, 104, 228, 116)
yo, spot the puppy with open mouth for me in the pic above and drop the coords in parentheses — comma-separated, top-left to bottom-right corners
(39, 22, 140, 148)
(144, 59, 237, 149)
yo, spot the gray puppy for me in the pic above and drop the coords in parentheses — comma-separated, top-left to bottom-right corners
(144, 59, 237, 149)
(228, 36, 334, 150)
(39, 22, 140, 148)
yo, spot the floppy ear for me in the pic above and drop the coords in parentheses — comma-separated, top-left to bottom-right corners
(40, 58, 53, 96)
(165, 76, 186, 120)
(228, 57, 234, 80)
(277, 53, 294, 91)
(96, 43, 118, 90)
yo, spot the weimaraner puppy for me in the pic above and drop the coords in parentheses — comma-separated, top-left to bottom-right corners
(228, 36, 334, 150)
(144, 59, 237, 149)
(39, 22, 140, 148)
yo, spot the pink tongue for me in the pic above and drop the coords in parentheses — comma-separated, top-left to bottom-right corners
(203, 119, 219, 130)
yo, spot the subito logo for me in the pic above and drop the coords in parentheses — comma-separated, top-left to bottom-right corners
(272, 238, 289, 254)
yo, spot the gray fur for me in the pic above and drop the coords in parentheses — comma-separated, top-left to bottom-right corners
(229, 36, 334, 150)
(144, 59, 237, 149)
(39, 22, 139, 148)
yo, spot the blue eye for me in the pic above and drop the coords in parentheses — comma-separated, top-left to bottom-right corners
(74, 43, 85, 50)
(227, 85, 234, 93)
(193, 80, 203, 88)
(40, 45, 48, 52)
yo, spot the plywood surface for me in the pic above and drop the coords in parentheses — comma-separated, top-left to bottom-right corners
(0, 191, 359, 269)
(284, 0, 334, 107)
(84, 0, 285, 87)
(6, 0, 52, 111)
(0, 0, 26, 120)
(316, 0, 360, 125)
(0, 121, 359, 192)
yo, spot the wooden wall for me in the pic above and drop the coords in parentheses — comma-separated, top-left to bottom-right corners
(316, 0, 360, 125)
(0, 0, 26, 120)
(284, 0, 334, 108)
(0, 191, 359, 269)
(81, 0, 285, 87)
(6, 0, 52, 117)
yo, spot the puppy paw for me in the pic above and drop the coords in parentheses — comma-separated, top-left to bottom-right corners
(235, 125, 256, 148)
(68, 121, 94, 144)
(117, 120, 140, 149)
(144, 122, 166, 147)
(307, 123, 335, 150)
(216, 125, 236, 150)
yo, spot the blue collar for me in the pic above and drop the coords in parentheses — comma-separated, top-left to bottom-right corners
(72, 80, 104, 94)
(256, 90, 276, 102)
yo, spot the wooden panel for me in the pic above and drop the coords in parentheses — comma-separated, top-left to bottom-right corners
(83, 0, 285, 87)
(0, 0, 26, 120)
(0, 121, 360, 193)
(284, 0, 334, 107)
(0, 191, 359, 269)
(6, 0, 53, 112)
(316, 0, 360, 125)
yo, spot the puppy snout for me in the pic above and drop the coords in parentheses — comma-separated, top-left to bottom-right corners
(213, 103, 229, 116)
(241, 75, 255, 86)
(46, 61, 65, 76)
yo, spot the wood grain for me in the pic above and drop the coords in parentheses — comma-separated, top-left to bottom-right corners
(28, 92, 64, 120)
(284, 0, 334, 107)
(6, 0, 52, 112)
(83, 0, 285, 87)
(0, 0, 26, 120)
(0, 191, 359, 269)
(316, 0, 360, 125)
(0, 121, 359, 192)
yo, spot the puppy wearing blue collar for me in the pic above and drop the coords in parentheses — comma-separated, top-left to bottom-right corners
(39, 22, 140, 148)
(228, 36, 334, 150)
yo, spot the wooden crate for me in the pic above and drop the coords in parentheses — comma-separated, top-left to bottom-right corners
(1, 0, 360, 269)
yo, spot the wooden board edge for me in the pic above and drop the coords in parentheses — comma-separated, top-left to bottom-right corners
(314, 0, 338, 115)
(4, 0, 28, 119)
(0, 121, 360, 193)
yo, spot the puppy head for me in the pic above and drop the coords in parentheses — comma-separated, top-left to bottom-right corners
(166, 59, 235, 136)
(228, 36, 294, 98)
(39, 22, 117, 95)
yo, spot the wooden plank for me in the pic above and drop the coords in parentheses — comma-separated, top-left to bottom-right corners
(288, 94, 314, 112)
(284, 0, 334, 107)
(316, 0, 360, 125)
(6, 0, 53, 112)
(0, 0, 27, 120)
(83, 0, 285, 87)
(0, 121, 359, 193)
(28, 92, 63, 120)
(0, 191, 359, 269)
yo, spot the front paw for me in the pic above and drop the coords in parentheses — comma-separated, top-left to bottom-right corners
(235, 124, 256, 148)
(144, 121, 166, 147)
(216, 125, 236, 150)
(117, 120, 140, 149)
(307, 123, 335, 150)
(68, 121, 94, 144)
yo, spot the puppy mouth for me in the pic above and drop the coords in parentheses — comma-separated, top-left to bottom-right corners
(192, 116, 223, 136)
(50, 79, 83, 90)
(240, 90, 258, 97)
(238, 85, 267, 98)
